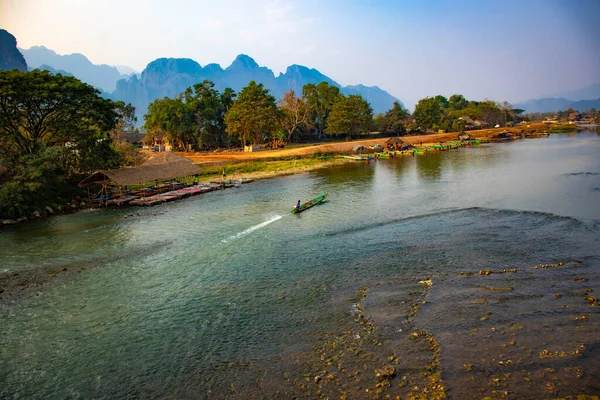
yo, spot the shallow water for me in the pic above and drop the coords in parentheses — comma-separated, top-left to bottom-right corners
(1, 132, 599, 399)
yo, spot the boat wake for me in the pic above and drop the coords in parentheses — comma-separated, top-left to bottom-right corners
(222, 214, 283, 243)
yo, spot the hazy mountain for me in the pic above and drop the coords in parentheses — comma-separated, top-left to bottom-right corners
(33, 64, 73, 76)
(515, 97, 600, 113)
(112, 54, 404, 122)
(545, 82, 600, 101)
(114, 65, 138, 77)
(20, 46, 124, 92)
(0, 29, 27, 72)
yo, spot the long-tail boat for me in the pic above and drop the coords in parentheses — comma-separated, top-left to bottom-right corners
(291, 193, 329, 214)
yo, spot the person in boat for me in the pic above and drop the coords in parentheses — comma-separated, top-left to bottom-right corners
(295, 200, 301, 210)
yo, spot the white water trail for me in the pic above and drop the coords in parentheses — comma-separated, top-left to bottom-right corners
(222, 214, 283, 243)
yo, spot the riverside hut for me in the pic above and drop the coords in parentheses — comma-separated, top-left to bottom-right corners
(385, 137, 405, 150)
(79, 158, 202, 204)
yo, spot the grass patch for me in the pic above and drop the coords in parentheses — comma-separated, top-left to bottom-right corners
(197, 157, 341, 179)
(548, 125, 579, 133)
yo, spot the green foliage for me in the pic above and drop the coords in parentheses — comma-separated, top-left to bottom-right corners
(448, 94, 467, 111)
(0, 70, 121, 218)
(224, 81, 279, 145)
(302, 82, 340, 137)
(0, 147, 82, 218)
(0, 69, 119, 156)
(381, 101, 410, 135)
(325, 94, 373, 137)
(143, 81, 236, 151)
(413, 95, 449, 130)
(548, 125, 578, 133)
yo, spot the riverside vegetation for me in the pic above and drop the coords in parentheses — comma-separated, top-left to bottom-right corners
(1, 69, 597, 221)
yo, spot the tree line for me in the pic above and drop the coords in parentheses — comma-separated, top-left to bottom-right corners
(524, 107, 599, 122)
(143, 80, 376, 150)
(144, 83, 535, 151)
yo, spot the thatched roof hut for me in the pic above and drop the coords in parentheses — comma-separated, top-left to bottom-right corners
(79, 158, 201, 187)
(385, 137, 405, 145)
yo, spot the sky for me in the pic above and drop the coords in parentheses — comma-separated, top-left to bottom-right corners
(1, 0, 599, 109)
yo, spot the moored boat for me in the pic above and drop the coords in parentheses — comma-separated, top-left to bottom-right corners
(291, 193, 329, 214)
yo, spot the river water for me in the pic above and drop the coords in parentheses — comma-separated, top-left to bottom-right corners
(1, 132, 599, 399)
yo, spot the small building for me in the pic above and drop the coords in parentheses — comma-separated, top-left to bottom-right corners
(143, 129, 172, 151)
(385, 137, 405, 150)
(244, 145, 260, 152)
(120, 131, 146, 145)
(79, 157, 202, 203)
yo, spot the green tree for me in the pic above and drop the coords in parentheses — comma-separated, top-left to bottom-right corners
(144, 96, 190, 150)
(0, 69, 119, 156)
(302, 82, 340, 138)
(372, 113, 386, 133)
(224, 81, 279, 145)
(186, 80, 236, 149)
(382, 101, 410, 135)
(0, 70, 123, 218)
(278, 89, 310, 142)
(413, 95, 448, 130)
(448, 94, 468, 111)
(325, 94, 373, 137)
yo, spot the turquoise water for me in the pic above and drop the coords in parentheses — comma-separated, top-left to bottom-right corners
(1, 132, 599, 398)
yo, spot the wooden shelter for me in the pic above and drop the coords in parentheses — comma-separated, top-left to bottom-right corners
(385, 137, 405, 150)
(79, 158, 202, 204)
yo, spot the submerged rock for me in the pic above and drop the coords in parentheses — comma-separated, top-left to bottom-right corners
(2, 219, 17, 225)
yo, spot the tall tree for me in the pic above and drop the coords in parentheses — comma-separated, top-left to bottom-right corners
(278, 89, 310, 142)
(448, 94, 468, 111)
(382, 101, 410, 136)
(110, 101, 138, 141)
(144, 96, 194, 150)
(302, 82, 340, 138)
(186, 80, 236, 149)
(413, 95, 448, 130)
(0, 69, 119, 155)
(325, 94, 373, 137)
(224, 81, 279, 146)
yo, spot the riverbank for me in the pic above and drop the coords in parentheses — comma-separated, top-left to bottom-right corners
(179, 122, 566, 165)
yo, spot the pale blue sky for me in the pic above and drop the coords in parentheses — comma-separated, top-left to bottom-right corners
(1, 0, 598, 109)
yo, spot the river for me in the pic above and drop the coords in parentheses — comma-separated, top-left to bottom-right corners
(1, 131, 599, 399)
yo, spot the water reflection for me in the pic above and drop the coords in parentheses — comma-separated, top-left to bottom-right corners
(415, 152, 443, 182)
(311, 161, 375, 187)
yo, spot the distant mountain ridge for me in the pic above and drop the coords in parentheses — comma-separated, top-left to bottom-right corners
(515, 97, 600, 113)
(515, 82, 600, 113)
(20, 46, 125, 92)
(112, 54, 403, 122)
(0, 29, 27, 72)
(544, 82, 600, 102)
(17, 43, 403, 120)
